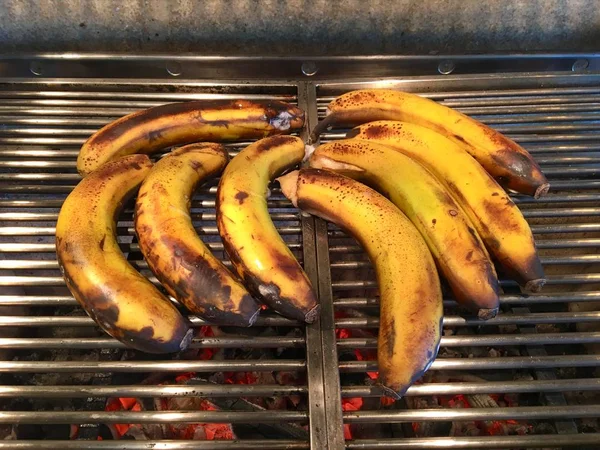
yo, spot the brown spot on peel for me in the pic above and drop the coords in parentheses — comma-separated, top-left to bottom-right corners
(234, 191, 249, 204)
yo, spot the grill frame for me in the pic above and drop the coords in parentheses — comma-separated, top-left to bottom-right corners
(1, 54, 600, 448)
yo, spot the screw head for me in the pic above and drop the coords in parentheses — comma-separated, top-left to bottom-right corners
(29, 62, 43, 76)
(301, 61, 318, 77)
(438, 60, 455, 75)
(166, 61, 182, 77)
(572, 59, 589, 72)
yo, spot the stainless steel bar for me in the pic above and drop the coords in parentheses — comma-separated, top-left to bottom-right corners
(0, 336, 306, 349)
(0, 185, 73, 193)
(0, 149, 80, 157)
(0, 98, 165, 108)
(335, 311, 600, 327)
(0, 384, 308, 398)
(2, 311, 598, 328)
(0, 360, 306, 373)
(476, 113, 600, 124)
(522, 207, 600, 217)
(546, 179, 600, 189)
(0, 106, 134, 116)
(330, 274, 600, 289)
(1, 378, 597, 399)
(336, 332, 600, 348)
(343, 405, 600, 423)
(332, 291, 600, 307)
(297, 80, 330, 450)
(339, 355, 600, 371)
(525, 143, 600, 152)
(514, 194, 600, 203)
(0, 117, 110, 126)
(0, 295, 77, 306)
(345, 435, 600, 449)
(319, 85, 600, 101)
(3, 291, 600, 308)
(0, 410, 308, 424)
(328, 239, 600, 253)
(0, 441, 310, 450)
(0, 137, 85, 145)
(0, 91, 295, 100)
(0, 315, 300, 327)
(314, 218, 345, 448)
(343, 378, 600, 397)
(328, 254, 600, 268)
(0, 127, 98, 136)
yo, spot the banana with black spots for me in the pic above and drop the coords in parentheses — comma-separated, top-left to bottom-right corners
(278, 168, 443, 397)
(135, 143, 262, 327)
(311, 89, 548, 197)
(348, 121, 545, 292)
(78, 99, 305, 176)
(216, 135, 319, 323)
(56, 154, 192, 353)
(310, 139, 500, 318)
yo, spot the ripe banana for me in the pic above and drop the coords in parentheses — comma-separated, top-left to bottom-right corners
(278, 168, 443, 397)
(310, 139, 500, 319)
(311, 89, 549, 198)
(78, 99, 305, 176)
(135, 143, 262, 327)
(56, 154, 192, 353)
(348, 121, 545, 292)
(216, 135, 319, 323)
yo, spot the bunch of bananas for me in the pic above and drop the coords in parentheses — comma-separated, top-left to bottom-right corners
(56, 89, 546, 399)
(57, 99, 311, 354)
(291, 89, 546, 396)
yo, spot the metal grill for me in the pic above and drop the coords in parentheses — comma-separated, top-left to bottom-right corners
(1, 55, 600, 448)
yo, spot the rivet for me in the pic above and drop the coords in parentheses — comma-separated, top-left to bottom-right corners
(29, 62, 43, 76)
(572, 59, 589, 72)
(438, 60, 455, 75)
(166, 61, 182, 77)
(301, 61, 318, 77)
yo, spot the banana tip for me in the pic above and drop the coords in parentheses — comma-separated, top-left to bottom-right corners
(304, 304, 321, 323)
(477, 307, 499, 321)
(179, 328, 195, 352)
(276, 170, 300, 207)
(247, 307, 261, 327)
(534, 183, 550, 199)
(304, 144, 315, 162)
(378, 384, 402, 401)
(524, 278, 546, 293)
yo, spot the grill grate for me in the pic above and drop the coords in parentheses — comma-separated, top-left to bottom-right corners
(1, 57, 600, 448)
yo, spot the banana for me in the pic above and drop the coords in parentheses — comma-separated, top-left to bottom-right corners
(310, 139, 500, 319)
(311, 89, 549, 198)
(216, 135, 319, 323)
(348, 121, 545, 292)
(278, 168, 443, 397)
(135, 143, 262, 327)
(56, 154, 192, 353)
(77, 99, 305, 176)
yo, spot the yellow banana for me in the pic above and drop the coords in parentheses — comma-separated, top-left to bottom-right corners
(278, 168, 442, 397)
(56, 154, 192, 353)
(311, 89, 549, 198)
(216, 135, 319, 323)
(135, 143, 261, 327)
(77, 99, 305, 176)
(348, 121, 545, 292)
(310, 139, 500, 319)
